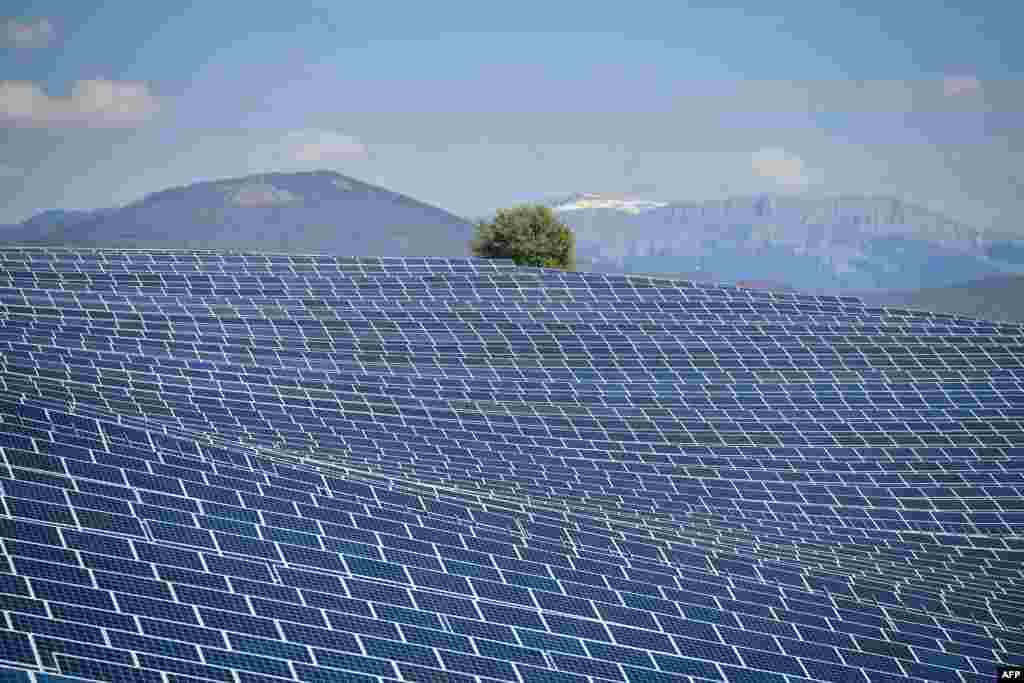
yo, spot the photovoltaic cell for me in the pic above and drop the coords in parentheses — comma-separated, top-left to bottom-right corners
(0, 247, 1019, 683)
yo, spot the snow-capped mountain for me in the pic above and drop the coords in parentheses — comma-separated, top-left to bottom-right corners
(541, 193, 1024, 293)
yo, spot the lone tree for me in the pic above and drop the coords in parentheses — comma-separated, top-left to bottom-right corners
(470, 205, 576, 270)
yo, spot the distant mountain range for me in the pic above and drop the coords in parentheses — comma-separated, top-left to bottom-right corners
(545, 192, 1024, 294)
(1, 171, 475, 256)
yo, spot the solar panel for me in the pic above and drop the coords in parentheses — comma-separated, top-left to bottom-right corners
(0, 247, 1020, 682)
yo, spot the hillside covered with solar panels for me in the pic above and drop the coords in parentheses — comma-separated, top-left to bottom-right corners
(0, 246, 1021, 683)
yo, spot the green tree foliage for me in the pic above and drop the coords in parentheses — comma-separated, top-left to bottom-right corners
(470, 205, 576, 270)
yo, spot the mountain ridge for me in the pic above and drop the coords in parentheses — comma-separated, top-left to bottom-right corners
(2, 170, 475, 257)
(533, 192, 1023, 293)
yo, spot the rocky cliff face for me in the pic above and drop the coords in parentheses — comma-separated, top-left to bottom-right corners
(548, 194, 1015, 293)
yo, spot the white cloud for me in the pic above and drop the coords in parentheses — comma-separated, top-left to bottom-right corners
(751, 147, 816, 189)
(280, 129, 369, 163)
(942, 75, 982, 97)
(2, 18, 54, 48)
(0, 79, 160, 127)
(0, 163, 21, 177)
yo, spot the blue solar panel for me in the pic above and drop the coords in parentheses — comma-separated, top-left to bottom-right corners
(0, 247, 1019, 682)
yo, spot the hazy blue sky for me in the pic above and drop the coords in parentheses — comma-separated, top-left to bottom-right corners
(1, 1, 1021, 229)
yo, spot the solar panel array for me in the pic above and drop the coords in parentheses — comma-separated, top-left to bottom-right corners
(0, 246, 1020, 683)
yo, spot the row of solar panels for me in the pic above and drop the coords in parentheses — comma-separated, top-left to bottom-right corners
(7, 390, 1018, 556)
(5, 376, 1024, 464)
(5, 313, 1016, 348)
(2, 395, 1024, 618)
(0, 247, 839, 295)
(1, 395, 1019, 683)
(6, 351, 1020, 390)
(0, 296, 1015, 335)
(3, 342, 1022, 433)
(0, 250, 516, 267)
(7, 335, 1023, 374)
(10, 340, 1023, 390)
(8, 319, 1023, 357)
(6, 314, 1020, 361)
(4, 362, 1019, 544)
(0, 249, 1020, 683)
(6, 353, 1024, 438)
